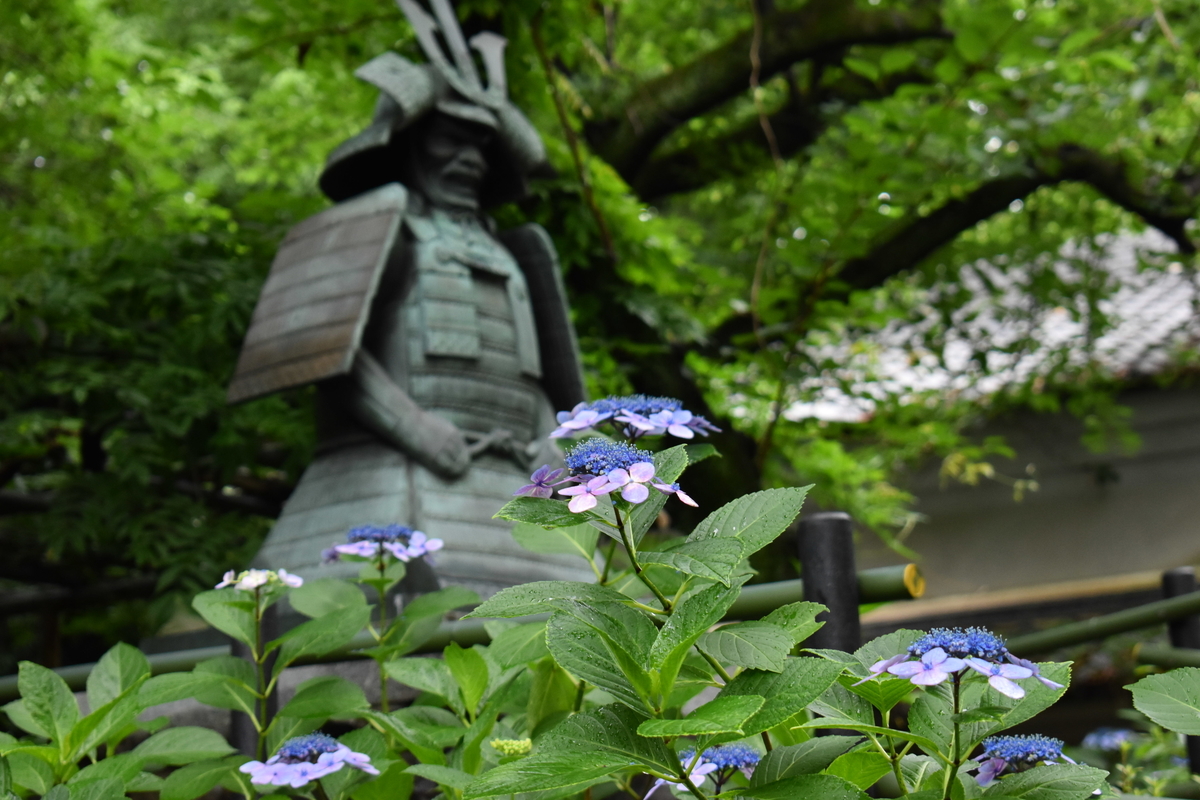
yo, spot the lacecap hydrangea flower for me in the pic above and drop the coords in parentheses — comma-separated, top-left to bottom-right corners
(973, 734, 1074, 786)
(215, 568, 302, 591)
(1080, 727, 1138, 752)
(857, 627, 1061, 699)
(647, 744, 760, 796)
(321, 524, 442, 564)
(551, 395, 720, 440)
(239, 733, 379, 787)
(521, 438, 697, 513)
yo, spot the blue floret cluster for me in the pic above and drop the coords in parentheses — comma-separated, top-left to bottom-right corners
(909, 627, 1009, 660)
(563, 438, 653, 477)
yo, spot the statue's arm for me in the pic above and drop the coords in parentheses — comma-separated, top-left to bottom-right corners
(343, 349, 470, 479)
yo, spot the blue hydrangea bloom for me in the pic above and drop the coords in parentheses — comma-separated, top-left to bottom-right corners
(692, 743, 761, 771)
(1081, 727, 1138, 751)
(563, 438, 654, 476)
(974, 734, 1072, 786)
(239, 733, 379, 787)
(909, 627, 1008, 660)
(324, 524, 442, 563)
(552, 395, 720, 440)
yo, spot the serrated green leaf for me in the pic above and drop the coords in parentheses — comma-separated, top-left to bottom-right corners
(488, 620, 549, 668)
(272, 604, 371, 676)
(494, 496, 605, 529)
(1130, 667, 1200, 735)
(651, 580, 743, 696)
(698, 622, 793, 672)
(686, 487, 810, 559)
(18, 661, 79, 746)
(350, 762, 413, 800)
(749, 737, 860, 786)
(405, 764, 474, 790)
(384, 658, 462, 715)
(640, 539, 743, 586)
(86, 643, 150, 711)
(444, 643, 489, 717)
(276, 675, 367, 719)
(827, 751, 891, 790)
(730, 773, 868, 799)
(359, 710, 444, 765)
(718, 657, 846, 737)
(131, 727, 236, 766)
(8, 751, 54, 794)
(762, 602, 825, 645)
(1, 700, 47, 739)
(464, 580, 634, 619)
(841, 674, 913, 714)
(637, 694, 764, 737)
(545, 612, 648, 711)
(160, 756, 246, 800)
(191, 591, 256, 648)
(288, 578, 368, 619)
(191, 656, 257, 715)
(981, 764, 1107, 799)
(512, 521, 599, 560)
(66, 776, 123, 800)
(401, 585, 480, 621)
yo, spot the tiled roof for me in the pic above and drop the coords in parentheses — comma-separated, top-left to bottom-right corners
(782, 230, 1199, 422)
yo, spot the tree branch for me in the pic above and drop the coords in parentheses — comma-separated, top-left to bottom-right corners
(839, 144, 1197, 292)
(583, 0, 947, 181)
(632, 68, 932, 199)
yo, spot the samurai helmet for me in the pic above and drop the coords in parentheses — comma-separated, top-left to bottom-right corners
(318, 0, 551, 206)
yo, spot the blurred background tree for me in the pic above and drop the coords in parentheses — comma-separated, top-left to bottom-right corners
(2, 0, 1197, 663)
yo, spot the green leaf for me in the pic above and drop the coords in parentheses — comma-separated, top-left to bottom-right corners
(464, 580, 634, 619)
(494, 497, 603, 529)
(841, 675, 913, 714)
(191, 591, 256, 648)
(697, 622, 794, 672)
(7, 751, 54, 794)
(160, 756, 246, 800)
(65, 776, 123, 800)
(843, 57, 879, 82)
(350, 762, 413, 800)
(138, 672, 232, 709)
(360, 710, 445, 765)
(762, 602, 826, 645)
(288, 579, 368, 619)
(272, 604, 372, 676)
(731, 773, 868, 800)
(853, 630, 922, 674)
(686, 487, 811, 559)
(881, 50, 917, 74)
(651, 580, 743, 696)
(1059, 28, 1099, 56)
(718, 657, 846, 737)
(276, 675, 368, 719)
(545, 612, 650, 711)
(464, 706, 675, 798)
(826, 751, 891, 790)
(131, 726, 236, 766)
(512, 521, 598, 559)
(1131, 667, 1200, 735)
(401, 586, 480, 621)
(18, 660, 80, 745)
(191, 656, 258, 715)
(527, 658, 577, 736)
(320, 728, 388, 800)
(981, 764, 1107, 799)
(488, 620, 549, 668)
(404, 764, 474, 790)
(954, 28, 989, 63)
(384, 659, 463, 716)
(750, 737, 860, 786)
(444, 643, 490, 717)
(637, 694, 764, 737)
(1, 700, 47, 738)
(86, 643, 150, 711)
(640, 539, 743, 586)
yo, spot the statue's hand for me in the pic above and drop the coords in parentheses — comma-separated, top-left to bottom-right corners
(419, 412, 470, 479)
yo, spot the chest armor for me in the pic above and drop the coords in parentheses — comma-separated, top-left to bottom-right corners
(372, 209, 545, 441)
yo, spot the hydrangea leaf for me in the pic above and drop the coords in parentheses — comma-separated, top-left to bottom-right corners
(761, 602, 826, 645)
(827, 751, 892, 790)
(191, 591, 256, 648)
(160, 756, 247, 800)
(404, 764, 474, 790)
(443, 643, 490, 718)
(86, 643, 150, 710)
(17, 661, 79, 746)
(650, 580, 744, 696)
(749, 737, 860, 786)
(131, 727, 236, 766)
(288, 578, 368, 619)
(349, 762, 414, 800)
(384, 659, 463, 716)
(359, 710, 444, 766)
(626, 445, 689, 546)
(639, 539, 744, 586)
(545, 612, 651, 712)
(697, 622, 794, 672)
(728, 773, 868, 800)
(271, 605, 372, 677)
(718, 657, 847, 737)
(840, 674, 915, 714)
(494, 497, 607, 530)
(512, 521, 599, 560)
(1130, 667, 1200, 735)
(853, 630, 923, 674)
(488, 620, 549, 668)
(463, 580, 635, 619)
(686, 486, 811, 559)
(265, 717, 319, 758)
(637, 695, 764, 737)
(980, 764, 1107, 799)
(275, 675, 368, 719)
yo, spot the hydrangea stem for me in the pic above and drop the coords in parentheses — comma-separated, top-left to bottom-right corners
(253, 587, 268, 762)
(942, 674, 962, 800)
(612, 503, 672, 613)
(375, 552, 390, 713)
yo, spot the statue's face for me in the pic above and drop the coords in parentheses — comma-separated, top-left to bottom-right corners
(411, 114, 492, 212)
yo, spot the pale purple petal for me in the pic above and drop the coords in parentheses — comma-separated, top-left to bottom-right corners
(667, 424, 695, 438)
(853, 654, 908, 685)
(910, 668, 953, 686)
(568, 494, 598, 513)
(988, 676, 1026, 699)
(675, 489, 698, 507)
(976, 757, 1006, 786)
(888, 661, 926, 678)
(277, 569, 303, 588)
(605, 468, 631, 486)
(622, 483, 650, 503)
(215, 570, 237, 589)
(629, 462, 657, 482)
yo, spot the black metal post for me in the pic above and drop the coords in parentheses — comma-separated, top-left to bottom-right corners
(230, 603, 279, 758)
(796, 512, 861, 652)
(1162, 567, 1200, 774)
